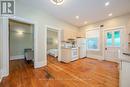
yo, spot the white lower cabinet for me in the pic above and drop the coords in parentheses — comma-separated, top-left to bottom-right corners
(61, 48, 79, 63)
(120, 61, 130, 87)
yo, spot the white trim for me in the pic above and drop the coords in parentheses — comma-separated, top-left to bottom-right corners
(105, 59, 120, 63)
(45, 25, 62, 64)
(9, 16, 35, 24)
(87, 54, 104, 60)
(0, 69, 2, 83)
(0, 68, 4, 83)
(34, 61, 45, 68)
(86, 27, 100, 31)
(1, 16, 42, 78)
(87, 49, 100, 51)
(102, 26, 125, 61)
(1, 17, 9, 77)
(10, 55, 24, 60)
(103, 26, 125, 31)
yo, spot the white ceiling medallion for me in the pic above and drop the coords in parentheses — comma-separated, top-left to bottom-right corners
(50, 0, 64, 5)
(75, 16, 79, 19)
(105, 1, 110, 6)
(108, 13, 112, 16)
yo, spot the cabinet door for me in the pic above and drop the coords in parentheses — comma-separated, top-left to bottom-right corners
(121, 61, 130, 87)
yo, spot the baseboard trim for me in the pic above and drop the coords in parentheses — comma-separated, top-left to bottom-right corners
(105, 59, 120, 63)
(10, 55, 24, 60)
(0, 78, 1, 83)
(34, 61, 46, 68)
(87, 54, 104, 60)
(0, 69, 3, 83)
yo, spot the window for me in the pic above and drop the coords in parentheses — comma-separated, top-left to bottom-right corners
(105, 30, 121, 47)
(114, 31, 120, 47)
(86, 28, 100, 51)
(87, 38, 98, 50)
(106, 32, 112, 46)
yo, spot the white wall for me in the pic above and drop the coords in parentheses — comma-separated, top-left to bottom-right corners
(0, 17, 9, 79)
(79, 13, 130, 59)
(15, 1, 79, 62)
(0, 0, 78, 76)
(1, 0, 129, 79)
(126, 17, 130, 51)
(0, 0, 79, 75)
(15, 2, 79, 40)
(9, 21, 33, 59)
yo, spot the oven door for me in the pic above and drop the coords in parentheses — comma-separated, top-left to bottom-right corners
(71, 48, 78, 61)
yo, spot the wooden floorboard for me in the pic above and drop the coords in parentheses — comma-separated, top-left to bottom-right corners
(0, 56, 119, 87)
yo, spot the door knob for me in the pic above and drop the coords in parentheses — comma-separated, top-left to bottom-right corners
(105, 48, 107, 50)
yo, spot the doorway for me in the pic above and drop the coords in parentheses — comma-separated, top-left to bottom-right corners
(47, 29, 58, 64)
(45, 26, 62, 65)
(104, 27, 123, 62)
(9, 19, 34, 73)
(0, 17, 39, 77)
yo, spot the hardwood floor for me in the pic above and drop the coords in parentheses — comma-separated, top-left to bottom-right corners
(0, 57, 119, 87)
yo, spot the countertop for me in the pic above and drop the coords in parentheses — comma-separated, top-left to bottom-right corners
(123, 53, 130, 56)
(120, 52, 130, 63)
(62, 47, 78, 49)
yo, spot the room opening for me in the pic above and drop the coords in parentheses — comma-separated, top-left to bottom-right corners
(9, 19, 34, 73)
(47, 28, 59, 64)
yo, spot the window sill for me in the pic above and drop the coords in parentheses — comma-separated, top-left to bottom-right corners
(106, 46, 120, 48)
(87, 49, 100, 51)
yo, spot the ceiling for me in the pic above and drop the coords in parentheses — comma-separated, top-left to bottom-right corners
(18, 0, 130, 27)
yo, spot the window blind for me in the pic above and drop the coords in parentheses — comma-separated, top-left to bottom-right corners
(86, 29, 100, 38)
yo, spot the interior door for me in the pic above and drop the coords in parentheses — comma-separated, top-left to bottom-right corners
(104, 28, 121, 62)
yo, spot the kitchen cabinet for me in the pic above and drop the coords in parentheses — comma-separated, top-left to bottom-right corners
(61, 48, 79, 63)
(120, 53, 130, 87)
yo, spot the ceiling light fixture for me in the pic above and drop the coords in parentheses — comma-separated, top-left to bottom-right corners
(17, 31, 23, 35)
(50, 0, 64, 5)
(84, 21, 88, 24)
(105, 1, 110, 6)
(75, 16, 79, 19)
(108, 13, 112, 16)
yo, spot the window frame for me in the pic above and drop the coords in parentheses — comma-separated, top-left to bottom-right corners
(105, 31, 113, 47)
(86, 28, 100, 51)
(113, 30, 121, 47)
(105, 29, 121, 48)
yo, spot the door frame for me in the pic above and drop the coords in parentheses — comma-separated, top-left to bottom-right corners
(102, 26, 125, 61)
(44, 25, 62, 64)
(1, 16, 39, 77)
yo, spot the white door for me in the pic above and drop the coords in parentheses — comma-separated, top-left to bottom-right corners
(104, 28, 122, 62)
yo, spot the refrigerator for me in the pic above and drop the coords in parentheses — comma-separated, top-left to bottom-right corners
(76, 38, 87, 58)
